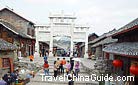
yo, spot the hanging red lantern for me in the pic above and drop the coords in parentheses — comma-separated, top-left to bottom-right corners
(113, 59, 123, 67)
(130, 64, 138, 75)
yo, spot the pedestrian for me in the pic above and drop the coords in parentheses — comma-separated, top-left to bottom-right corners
(54, 61, 58, 78)
(66, 61, 71, 75)
(42, 48, 45, 57)
(2, 71, 12, 85)
(70, 57, 74, 71)
(29, 55, 34, 61)
(60, 58, 66, 74)
(43, 61, 49, 76)
(74, 52, 77, 58)
(56, 58, 61, 75)
(43, 54, 48, 62)
(74, 61, 80, 78)
(39, 50, 42, 57)
(68, 75, 74, 85)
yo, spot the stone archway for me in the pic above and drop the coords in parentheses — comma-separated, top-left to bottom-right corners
(35, 11, 89, 58)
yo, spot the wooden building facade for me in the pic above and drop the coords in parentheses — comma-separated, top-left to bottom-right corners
(103, 18, 138, 85)
(0, 8, 35, 57)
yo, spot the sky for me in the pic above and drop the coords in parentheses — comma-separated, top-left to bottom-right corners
(0, 0, 138, 35)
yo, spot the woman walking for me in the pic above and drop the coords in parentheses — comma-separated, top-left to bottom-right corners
(43, 61, 49, 76)
(54, 61, 58, 78)
(74, 61, 80, 78)
(66, 61, 71, 75)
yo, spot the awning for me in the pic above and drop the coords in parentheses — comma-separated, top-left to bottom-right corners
(103, 42, 138, 56)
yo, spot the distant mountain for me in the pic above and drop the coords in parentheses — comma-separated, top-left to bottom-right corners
(53, 36, 71, 50)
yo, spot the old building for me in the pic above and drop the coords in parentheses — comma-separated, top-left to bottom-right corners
(103, 18, 138, 85)
(0, 8, 35, 57)
(0, 38, 17, 79)
(89, 29, 117, 59)
(88, 33, 98, 56)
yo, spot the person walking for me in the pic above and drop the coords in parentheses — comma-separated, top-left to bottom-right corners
(43, 61, 49, 76)
(43, 54, 48, 62)
(56, 58, 61, 75)
(70, 57, 74, 71)
(29, 55, 34, 62)
(60, 58, 66, 74)
(66, 61, 71, 75)
(54, 61, 58, 78)
(68, 75, 74, 85)
(74, 61, 80, 78)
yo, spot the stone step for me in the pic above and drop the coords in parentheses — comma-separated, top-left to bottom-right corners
(26, 57, 98, 85)
(38, 69, 86, 74)
(27, 81, 98, 85)
(35, 72, 90, 77)
(30, 74, 99, 85)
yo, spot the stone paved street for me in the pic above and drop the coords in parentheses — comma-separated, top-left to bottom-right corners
(21, 56, 99, 85)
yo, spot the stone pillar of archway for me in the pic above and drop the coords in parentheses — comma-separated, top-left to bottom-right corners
(70, 21, 75, 57)
(49, 20, 53, 57)
(84, 32, 88, 58)
(49, 38, 53, 57)
(35, 27, 39, 56)
(70, 39, 74, 57)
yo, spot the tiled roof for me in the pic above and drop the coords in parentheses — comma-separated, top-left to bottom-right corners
(119, 18, 138, 32)
(0, 38, 17, 50)
(0, 8, 34, 25)
(112, 18, 138, 37)
(91, 37, 117, 47)
(88, 29, 117, 45)
(0, 19, 33, 39)
(103, 42, 138, 56)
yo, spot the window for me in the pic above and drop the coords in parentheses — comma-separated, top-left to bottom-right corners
(2, 58, 10, 68)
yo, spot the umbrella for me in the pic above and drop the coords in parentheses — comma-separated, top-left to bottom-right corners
(72, 58, 81, 62)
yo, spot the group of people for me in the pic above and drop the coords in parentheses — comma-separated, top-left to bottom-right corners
(41, 53, 80, 85)
(42, 53, 80, 77)
(1, 70, 19, 85)
(53, 57, 80, 85)
(42, 55, 80, 77)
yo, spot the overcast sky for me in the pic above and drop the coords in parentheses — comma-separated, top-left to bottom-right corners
(0, 0, 138, 35)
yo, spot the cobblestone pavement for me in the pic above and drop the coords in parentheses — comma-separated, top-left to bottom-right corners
(21, 56, 99, 85)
